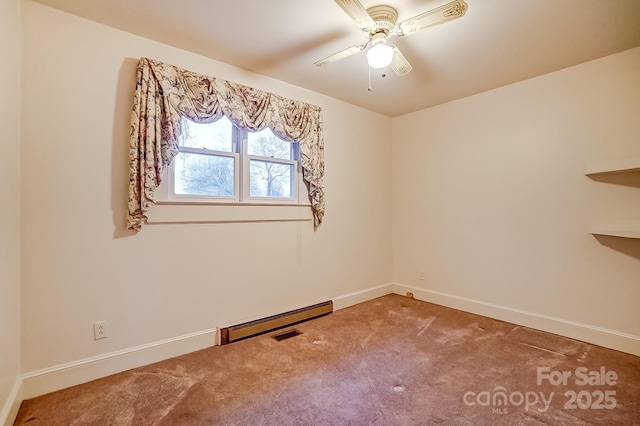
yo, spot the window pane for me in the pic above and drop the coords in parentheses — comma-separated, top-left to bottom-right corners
(179, 116, 233, 152)
(247, 129, 292, 160)
(249, 160, 293, 198)
(174, 152, 234, 197)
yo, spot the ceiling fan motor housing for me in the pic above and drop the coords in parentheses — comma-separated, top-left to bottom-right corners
(369, 31, 388, 47)
(365, 5, 398, 35)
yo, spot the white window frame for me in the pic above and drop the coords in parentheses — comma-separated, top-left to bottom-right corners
(149, 118, 311, 225)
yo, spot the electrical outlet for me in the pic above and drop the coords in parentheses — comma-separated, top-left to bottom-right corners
(419, 269, 425, 280)
(93, 321, 108, 340)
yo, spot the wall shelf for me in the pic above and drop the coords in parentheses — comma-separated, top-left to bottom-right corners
(586, 156, 640, 240)
(590, 221, 640, 239)
(585, 156, 640, 175)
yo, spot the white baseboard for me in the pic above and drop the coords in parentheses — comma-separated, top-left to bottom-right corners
(21, 328, 216, 400)
(18, 281, 637, 411)
(392, 283, 640, 357)
(332, 283, 393, 311)
(1, 377, 23, 426)
(19, 284, 396, 403)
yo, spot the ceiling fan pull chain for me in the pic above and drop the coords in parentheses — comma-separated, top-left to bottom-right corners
(368, 66, 372, 92)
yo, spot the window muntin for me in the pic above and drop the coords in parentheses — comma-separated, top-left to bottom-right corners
(169, 116, 302, 203)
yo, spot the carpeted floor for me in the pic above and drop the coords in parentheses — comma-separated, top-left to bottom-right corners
(14, 294, 640, 425)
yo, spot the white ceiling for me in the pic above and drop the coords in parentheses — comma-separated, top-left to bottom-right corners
(33, 0, 640, 117)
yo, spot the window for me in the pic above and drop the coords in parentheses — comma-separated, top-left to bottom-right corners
(166, 116, 304, 204)
(128, 58, 324, 231)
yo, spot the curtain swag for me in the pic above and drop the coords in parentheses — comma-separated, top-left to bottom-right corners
(127, 57, 325, 231)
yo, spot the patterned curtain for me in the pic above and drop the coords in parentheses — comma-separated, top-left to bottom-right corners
(127, 57, 325, 231)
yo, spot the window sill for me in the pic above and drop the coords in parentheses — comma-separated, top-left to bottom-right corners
(146, 201, 313, 225)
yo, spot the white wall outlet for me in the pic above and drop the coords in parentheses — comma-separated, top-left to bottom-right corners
(93, 321, 108, 340)
(419, 269, 425, 280)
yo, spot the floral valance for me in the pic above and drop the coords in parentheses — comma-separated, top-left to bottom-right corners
(127, 57, 325, 231)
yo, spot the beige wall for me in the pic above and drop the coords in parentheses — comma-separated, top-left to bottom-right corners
(20, 2, 392, 372)
(392, 48, 640, 341)
(0, 0, 22, 418)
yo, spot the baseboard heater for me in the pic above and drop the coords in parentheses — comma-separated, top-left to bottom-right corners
(220, 300, 333, 345)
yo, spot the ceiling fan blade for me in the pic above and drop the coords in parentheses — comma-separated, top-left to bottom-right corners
(314, 44, 367, 68)
(390, 46, 412, 76)
(333, 0, 376, 30)
(396, 0, 468, 37)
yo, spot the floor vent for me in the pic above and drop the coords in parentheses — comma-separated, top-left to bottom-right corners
(220, 300, 333, 345)
(272, 329, 303, 342)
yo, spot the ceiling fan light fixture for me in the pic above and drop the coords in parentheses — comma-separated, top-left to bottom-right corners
(367, 42, 394, 68)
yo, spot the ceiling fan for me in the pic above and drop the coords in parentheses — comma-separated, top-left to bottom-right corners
(314, 0, 468, 76)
